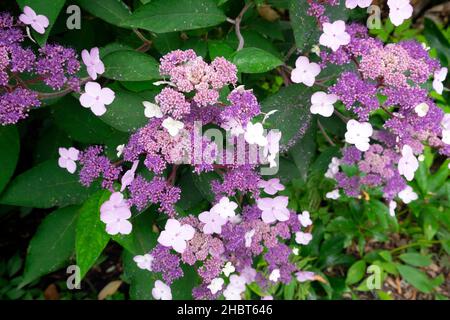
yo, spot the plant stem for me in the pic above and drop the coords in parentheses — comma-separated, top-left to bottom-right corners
(234, 2, 253, 51)
(318, 119, 336, 146)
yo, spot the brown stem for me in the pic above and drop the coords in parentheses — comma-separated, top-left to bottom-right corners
(318, 119, 336, 146)
(168, 165, 179, 185)
(234, 2, 253, 51)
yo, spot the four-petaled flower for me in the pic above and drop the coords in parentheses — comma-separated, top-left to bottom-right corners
(269, 269, 280, 282)
(199, 210, 227, 235)
(258, 178, 285, 195)
(398, 185, 418, 204)
(152, 280, 172, 300)
(398, 145, 418, 181)
(295, 231, 312, 245)
(345, 0, 372, 9)
(387, 0, 413, 26)
(80, 82, 115, 116)
(100, 192, 132, 235)
(143, 101, 163, 119)
(263, 130, 282, 167)
(120, 160, 139, 192)
(207, 278, 224, 294)
(133, 254, 154, 271)
(298, 211, 312, 227)
(257, 196, 290, 224)
(244, 122, 267, 147)
(58, 147, 79, 174)
(344, 119, 373, 152)
(319, 20, 351, 52)
(433, 67, 447, 95)
(290, 56, 321, 86)
(210, 197, 238, 219)
(162, 117, 184, 137)
(81, 47, 105, 81)
(157, 219, 195, 253)
(414, 102, 429, 117)
(310, 91, 338, 117)
(19, 6, 49, 34)
(222, 262, 235, 277)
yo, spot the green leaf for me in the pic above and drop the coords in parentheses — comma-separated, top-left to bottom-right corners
(0, 126, 20, 194)
(76, 0, 131, 27)
(191, 171, 221, 202)
(261, 84, 313, 149)
(423, 18, 450, 65)
(100, 90, 149, 132)
(122, 249, 157, 300)
(102, 50, 160, 81)
(290, 0, 319, 52)
(0, 160, 97, 208)
(52, 96, 126, 144)
(399, 253, 432, 267)
(289, 118, 316, 181)
(396, 264, 436, 293)
(208, 40, 234, 60)
(121, 0, 227, 33)
(17, 0, 66, 46)
(231, 47, 282, 74)
(76, 190, 111, 279)
(346, 260, 366, 285)
(20, 206, 80, 287)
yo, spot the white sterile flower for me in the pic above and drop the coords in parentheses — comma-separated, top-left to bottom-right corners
(421, 42, 430, 51)
(207, 278, 224, 294)
(414, 102, 429, 117)
(311, 45, 321, 56)
(198, 210, 227, 235)
(398, 145, 418, 181)
(398, 186, 418, 204)
(120, 160, 139, 192)
(133, 254, 154, 271)
(244, 229, 255, 248)
(257, 196, 290, 224)
(229, 274, 246, 291)
(162, 117, 184, 137)
(258, 178, 285, 195)
(222, 118, 245, 137)
(229, 214, 242, 224)
(143, 101, 163, 118)
(157, 219, 195, 254)
(433, 67, 447, 95)
(298, 211, 313, 227)
(418, 154, 425, 162)
(345, 0, 372, 9)
(345, 119, 373, 152)
(263, 130, 282, 167)
(152, 280, 172, 300)
(441, 114, 450, 145)
(319, 20, 351, 52)
(292, 247, 300, 255)
(244, 122, 267, 146)
(326, 189, 340, 200)
(79, 82, 115, 116)
(222, 262, 235, 277)
(223, 275, 246, 300)
(295, 231, 313, 245)
(387, 0, 413, 27)
(269, 269, 281, 282)
(211, 197, 238, 219)
(325, 157, 340, 179)
(262, 110, 278, 124)
(389, 200, 397, 217)
(116, 144, 124, 157)
(58, 147, 79, 174)
(310, 91, 338, 117)
(291, 56, 321, 87)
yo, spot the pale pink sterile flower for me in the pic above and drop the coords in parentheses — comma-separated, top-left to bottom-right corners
(244, 229, 255, 247)
(81, 47, 105, 80)
(79, 82, 115, 116)
(310, 92, 338, 117)
(210, 197, 238, 219)
(199, 210, 227, 235)
(162, 117, 184, 137)
(433, 67, 447, 95)
(325, 157, 340, 179)
(345, 119, 373, 152)
(152, 280, 172, 300)
(157, 219, 195, 254)
(262, 295, 274, 300)
(240, 266, 257, 283)
(326, 189, 340, 200)
(398, 145, 418, 181)
(100, 192, 132, 235)
(257, 196, 290, 224)
(298, 211, 312, 227)
(295, 231, 312, 245)
(263, 130, 282, 167)
(389, 200, 397, 217)
(258, 178, 285, 195)
(387, 0, 413, 26)
(290, 56, 321, 86)
(222, 262, 235, 277)
(120, 160, 139, 192)
(345, 0, 372, 9)
(133, 254, 154, 271)
(398, 186, 418, 204)
(58, 147, 79, 174)
(296, 271, 315, 282)
(319, 20, 351, 52)
(19, 6, 49, 34)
